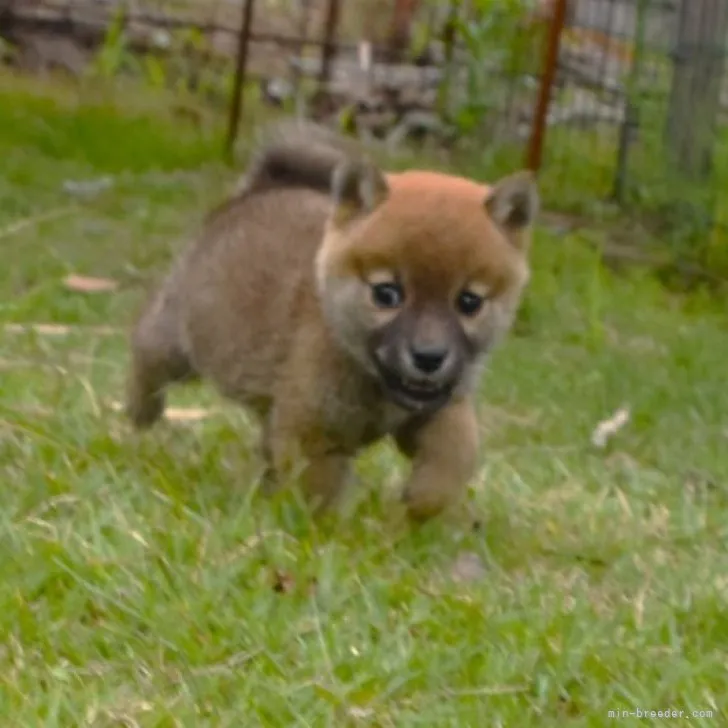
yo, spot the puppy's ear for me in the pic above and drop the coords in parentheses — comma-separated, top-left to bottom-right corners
(330, 159, 389, 227)
(484, 170, 539, 239)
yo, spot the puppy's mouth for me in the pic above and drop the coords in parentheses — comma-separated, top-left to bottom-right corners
(377, 366, 454, 411)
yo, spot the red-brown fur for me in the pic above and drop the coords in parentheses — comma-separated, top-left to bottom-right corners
(126, 121, 539, 521)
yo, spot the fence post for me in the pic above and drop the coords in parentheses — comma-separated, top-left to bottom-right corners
(664, 0, 728, 258)
(292, 0, 314, 116)
(665, 0, 728, 180)
(388, 0, 420, 61)
(318, 0, 341, 89)
(613, 0, 649, 203)
(526, 0, 568, 173)
(225, 0, 256, 162)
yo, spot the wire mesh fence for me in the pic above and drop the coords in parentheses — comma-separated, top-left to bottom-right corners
(541, 0, 728, 271)
(2, 0, 728, 269)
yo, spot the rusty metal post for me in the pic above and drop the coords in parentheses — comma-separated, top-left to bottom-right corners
(318, 0, 341, 88)
(526, 0, 568, 173)
(225, 0, 256, 162)
(388, 0, 421, 61)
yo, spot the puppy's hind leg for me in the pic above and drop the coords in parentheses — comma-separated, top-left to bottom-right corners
(125, 291, 196, 429)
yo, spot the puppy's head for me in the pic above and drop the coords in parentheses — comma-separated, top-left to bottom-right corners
(315, 160, 538, 413)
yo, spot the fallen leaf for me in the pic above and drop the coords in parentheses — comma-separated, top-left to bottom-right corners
(591, 406, 631, 448)
(4, 323, 71, 335)
(4, 323, 120, 336)
(449, 551, 487, 583)
(443, 684, 529, 697)
(272, 569, 295, 594)
(109, 402, 212, 422)
(347, 706, 374, 719)
(165, 407, 211, 422)
(63, 274, 119, 293)
(129, 530, 149, 548)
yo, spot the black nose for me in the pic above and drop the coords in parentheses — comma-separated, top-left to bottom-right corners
(410, 345, 448, 374)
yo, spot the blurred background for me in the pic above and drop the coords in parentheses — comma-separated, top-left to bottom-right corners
(3, 0, 728, 283)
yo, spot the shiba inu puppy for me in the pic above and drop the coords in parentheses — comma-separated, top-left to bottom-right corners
(126, 120, 538, 520)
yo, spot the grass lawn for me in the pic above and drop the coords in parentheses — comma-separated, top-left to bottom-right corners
(1, 72, 726, 726)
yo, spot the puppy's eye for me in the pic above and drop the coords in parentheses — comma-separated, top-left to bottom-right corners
(456, 289, 486, 316)
(371, 281, 404, 309)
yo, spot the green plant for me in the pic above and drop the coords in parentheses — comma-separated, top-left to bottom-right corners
(439, 0, 543, 136)
(88, 4, 136, 80)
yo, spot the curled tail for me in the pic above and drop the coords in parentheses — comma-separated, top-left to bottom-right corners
(234, 119, 370, 198)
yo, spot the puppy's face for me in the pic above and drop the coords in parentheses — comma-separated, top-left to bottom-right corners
(359, 270, 506, 411)
(316, 164, 538, 413)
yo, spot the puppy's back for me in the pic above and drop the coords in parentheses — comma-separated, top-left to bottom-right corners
(175, 185, 331, 404)
(128, 118, 371, 421)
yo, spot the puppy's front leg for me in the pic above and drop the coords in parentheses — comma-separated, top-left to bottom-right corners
(395, 398, 479, 521)
(266, 408, 352, 513)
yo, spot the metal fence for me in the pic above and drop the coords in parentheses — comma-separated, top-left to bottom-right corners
(3, 0, 728, 265)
